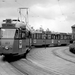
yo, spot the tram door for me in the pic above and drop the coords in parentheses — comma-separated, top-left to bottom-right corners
(19, 28, 26, 54)
(42, 34, 46, 46)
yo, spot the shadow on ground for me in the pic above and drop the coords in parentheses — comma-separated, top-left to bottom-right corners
(2, 56, 23, 62)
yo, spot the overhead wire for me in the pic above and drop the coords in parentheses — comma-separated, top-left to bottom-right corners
(15, 0, 32, 30)
(0, 0, 32, 30)
(57, 0, 64, 16)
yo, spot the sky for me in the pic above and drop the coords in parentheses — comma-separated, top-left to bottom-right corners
(0, 0, 75, 33)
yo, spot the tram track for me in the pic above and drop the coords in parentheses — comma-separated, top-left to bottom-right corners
(8, 46, 73, 75)
(63, 48, 75, 58)
(10, 60, 29, 75)
(10, 58, 64, 75)
(52, 47, 75, 64)
(10, 59, 49, 75)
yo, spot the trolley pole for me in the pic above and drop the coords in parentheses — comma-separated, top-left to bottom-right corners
(19, 7, 28, 24)
(19, 7, 31, 50)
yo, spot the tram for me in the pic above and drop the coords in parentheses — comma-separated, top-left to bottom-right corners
(31, 30, 71, 47)
(69, 25, 75, 53)
(0, 19, 72, 57)
(0, 19, 31, 57)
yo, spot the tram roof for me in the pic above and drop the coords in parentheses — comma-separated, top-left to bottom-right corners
(31, 30, 42, 33)
(71, 24, 75, 28)
(1, 19, 31, 30)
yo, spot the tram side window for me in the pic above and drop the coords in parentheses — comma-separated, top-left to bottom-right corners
(68, 35, 70, 40)
(51, 34, 55, 39)
(0, 29, 1, 38)
(64, 35, 67, 39)
(51, 34, 54, 39)
(58, 35, 60, 39)
(21, 31, 26, 39)
(36, 33, 38, 39)
(46, 34, 48, 39)
(42, 34, 46, 39)
(55, 35, 57, 39)
(15, 29, 19, 39)
(56, 35, 59, 39)
(37, 33, 42, 39)
(48, 35, 51, 39)
(53, 35, 55, 39)
(33, 33, 37, 39)
(31, 34, 33, 38)
(61, 35, 63, 39)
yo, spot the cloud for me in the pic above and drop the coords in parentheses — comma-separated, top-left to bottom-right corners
(0, 8, 18, 17)
(29, 16, 72, 33)
(0, 0, 75, 32)
(0, 0, 50, 8)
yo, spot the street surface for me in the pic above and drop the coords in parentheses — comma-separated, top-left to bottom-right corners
(0, 46, 75, 75)
(0, 56, 24, 75)
(27, 46, 75, 75)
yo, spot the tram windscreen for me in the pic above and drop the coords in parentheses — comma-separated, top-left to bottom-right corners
(1, 29, 16, 38)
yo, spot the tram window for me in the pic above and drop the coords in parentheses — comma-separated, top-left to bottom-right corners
(55, 35, 56, 39)
(68, 36, 70, 39)
(31, 34, 34, 38)
(0, 29, 1, 38)
(40, 34, 42, 39)
(46, 34, 48, 39)
(21, 32, 26, 39)
(15, 30, 19, 39)
(67, 36, 68, 39)
(26, 31, 29, 38)
(42, 34, 46, 39)
(48, 35, 51, 39)
(51, 34, 53, 39)
(68, 35, 70, 39)
(42, 35, 44, 39)
(28, 31, 31, 38)
(63, 35, 67, 39)
(58, 35, 60, 39)
(61, 35, 63, 39)
(37, 33, 42, 39)
(36, 34, 38, 39)
(33, 34, 37, 39)
(53, 35, 55, 39)
(56, 35, 58, 39)
(51, 34, 54, 39)
(1, 29, 16, 38)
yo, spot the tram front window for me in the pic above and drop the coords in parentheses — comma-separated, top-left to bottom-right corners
(1, 29, 16, 38)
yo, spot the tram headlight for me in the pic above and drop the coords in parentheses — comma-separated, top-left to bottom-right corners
(19, 45, 22, 48)
(19, 40, 22, 48)
(5, 46, 9, 49)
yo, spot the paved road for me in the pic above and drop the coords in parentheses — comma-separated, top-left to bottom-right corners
(0, 56, 24, 75)
(27, 46, 75, 75)
(11, 59, 53, 75)
(1, 46, 75, 75)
